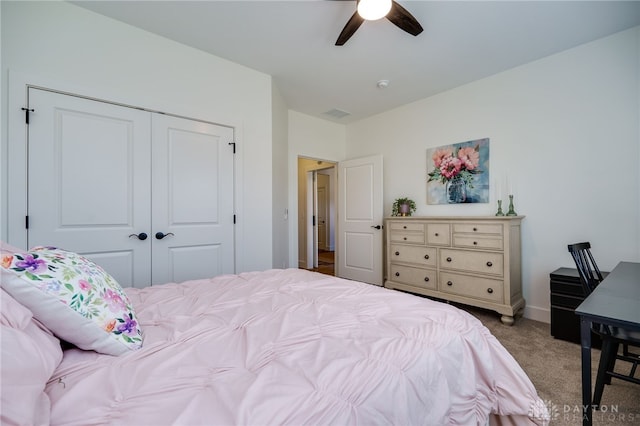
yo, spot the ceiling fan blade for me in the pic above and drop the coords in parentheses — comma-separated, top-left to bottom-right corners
(386, 0, 423, 37)
(335, 11, 365, 46)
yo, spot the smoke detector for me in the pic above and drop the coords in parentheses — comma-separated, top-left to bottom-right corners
(377, 79, 390, 89)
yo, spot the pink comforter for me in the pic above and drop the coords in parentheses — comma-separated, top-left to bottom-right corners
(45, 269, 548, 425)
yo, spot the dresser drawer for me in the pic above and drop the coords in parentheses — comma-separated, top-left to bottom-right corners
(426, 223, 451, 245)
(390, 244, 437, 267)
(453, 223, 503, 235)
(389, 265, 437, 290)
(389, 222, 425, 232)
(439, 272, 504, 303)
(440, 249, 504, 276)
(390, 232, 425, 244)
(453, 235, 503, 250)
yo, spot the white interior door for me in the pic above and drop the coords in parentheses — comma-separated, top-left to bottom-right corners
(337, 154, 384, 285)
(151, 114, 235, 285)
(27, 88, 152, 287)
(305, 171, 318, 269)
(27, 88, 236, 288)
(317, 174, 329, 251)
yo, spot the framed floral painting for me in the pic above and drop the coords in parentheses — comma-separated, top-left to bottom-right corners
(427, 138, 490, 204)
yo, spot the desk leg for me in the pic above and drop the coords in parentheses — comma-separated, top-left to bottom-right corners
(580, 317, 592, 426)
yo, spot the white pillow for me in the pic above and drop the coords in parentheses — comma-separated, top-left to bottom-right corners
(1, 246, 143, 356)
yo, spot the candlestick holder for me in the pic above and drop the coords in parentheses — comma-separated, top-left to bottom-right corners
(506, 195, 517, 216)
(495, 200, 505, 216)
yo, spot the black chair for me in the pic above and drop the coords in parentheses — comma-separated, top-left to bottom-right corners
(568, 242, 640, 408)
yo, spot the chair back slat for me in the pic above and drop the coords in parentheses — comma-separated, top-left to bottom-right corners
(568, 242, 604, 295)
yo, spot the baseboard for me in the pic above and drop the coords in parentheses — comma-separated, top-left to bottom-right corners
(523, 305, 550, 324)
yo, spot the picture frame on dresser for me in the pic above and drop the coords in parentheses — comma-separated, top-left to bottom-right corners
(384, 216, 524, 325)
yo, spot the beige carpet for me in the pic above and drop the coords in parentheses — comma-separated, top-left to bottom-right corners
(467, 305, 640, 425)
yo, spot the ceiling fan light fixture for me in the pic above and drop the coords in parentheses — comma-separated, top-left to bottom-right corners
(357, 0, 392, 21)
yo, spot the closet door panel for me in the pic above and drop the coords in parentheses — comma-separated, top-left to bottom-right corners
(170, 130, 221, 223)
(27, 88, 152, 288)
(151, 115, 235, 285)
(169, 245, 222, 285)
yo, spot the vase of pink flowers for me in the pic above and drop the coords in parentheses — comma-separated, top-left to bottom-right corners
(428, 144, 482, 204)
(446, 175, 467, 203)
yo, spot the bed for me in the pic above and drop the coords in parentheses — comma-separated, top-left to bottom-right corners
(1, 244, 549, 425)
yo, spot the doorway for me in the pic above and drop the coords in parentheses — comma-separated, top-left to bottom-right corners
(297, 157, 336, 276)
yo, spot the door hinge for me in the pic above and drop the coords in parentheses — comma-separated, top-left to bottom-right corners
(21, 108, 35, 124)
(233, 214, 236, 224)
(228, 142, 236, 154)
(25, 216, 29, 229)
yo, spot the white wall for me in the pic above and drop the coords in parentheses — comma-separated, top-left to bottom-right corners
(1, 1, 273, 273)
(272, 83, 289, 269)
(345, 27, 640, 322)
(287, 111, 346, 269)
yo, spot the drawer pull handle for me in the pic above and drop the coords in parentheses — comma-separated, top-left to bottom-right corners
(403, 237, 407, 240)
(446, 257, 452, 262)
(395, 272, 400, 277)
(424, 277, 430, 282)
(424, 254, 429, 260)
(395, 251, 400, 256)
(435, 233, 439, 237)
(473, 241, 477, 245)
(487, 288, 494, 294)
(447, 281, 453, 286)
(403, 225, 407, 229)
(473, 227, 477, 231)
(486, 261, 493, 267)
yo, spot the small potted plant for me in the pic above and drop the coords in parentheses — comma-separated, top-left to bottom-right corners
(392, 197, 416, 217)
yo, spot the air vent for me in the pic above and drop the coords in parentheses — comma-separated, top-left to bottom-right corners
(323, 108, 351, 119)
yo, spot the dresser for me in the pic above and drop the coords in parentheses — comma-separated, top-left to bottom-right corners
(384, 216, 525, 325)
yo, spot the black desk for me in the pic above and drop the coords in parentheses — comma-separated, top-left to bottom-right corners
(575, 261, 640, 426)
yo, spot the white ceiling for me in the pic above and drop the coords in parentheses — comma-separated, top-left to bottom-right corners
(72, 0, 640, 124)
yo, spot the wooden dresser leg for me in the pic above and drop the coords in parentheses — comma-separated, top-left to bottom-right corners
(500, 315, 515, 326)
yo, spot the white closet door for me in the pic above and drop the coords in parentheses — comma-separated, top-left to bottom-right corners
(27, 88, 152, 288)
(151, 114, 235, 285)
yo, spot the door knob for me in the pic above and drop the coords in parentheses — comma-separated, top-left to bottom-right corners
(155, 232, 175, 240)
(129, 232, 148, 240)
(371, 225, 381, 230)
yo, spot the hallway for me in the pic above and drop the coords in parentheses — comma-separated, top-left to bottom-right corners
(311, 250, 334, 276)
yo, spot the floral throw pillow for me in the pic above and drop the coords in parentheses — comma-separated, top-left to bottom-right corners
(0, 246, 143, 356)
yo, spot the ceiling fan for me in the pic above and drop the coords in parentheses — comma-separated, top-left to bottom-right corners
(335, 0, 423, 46)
